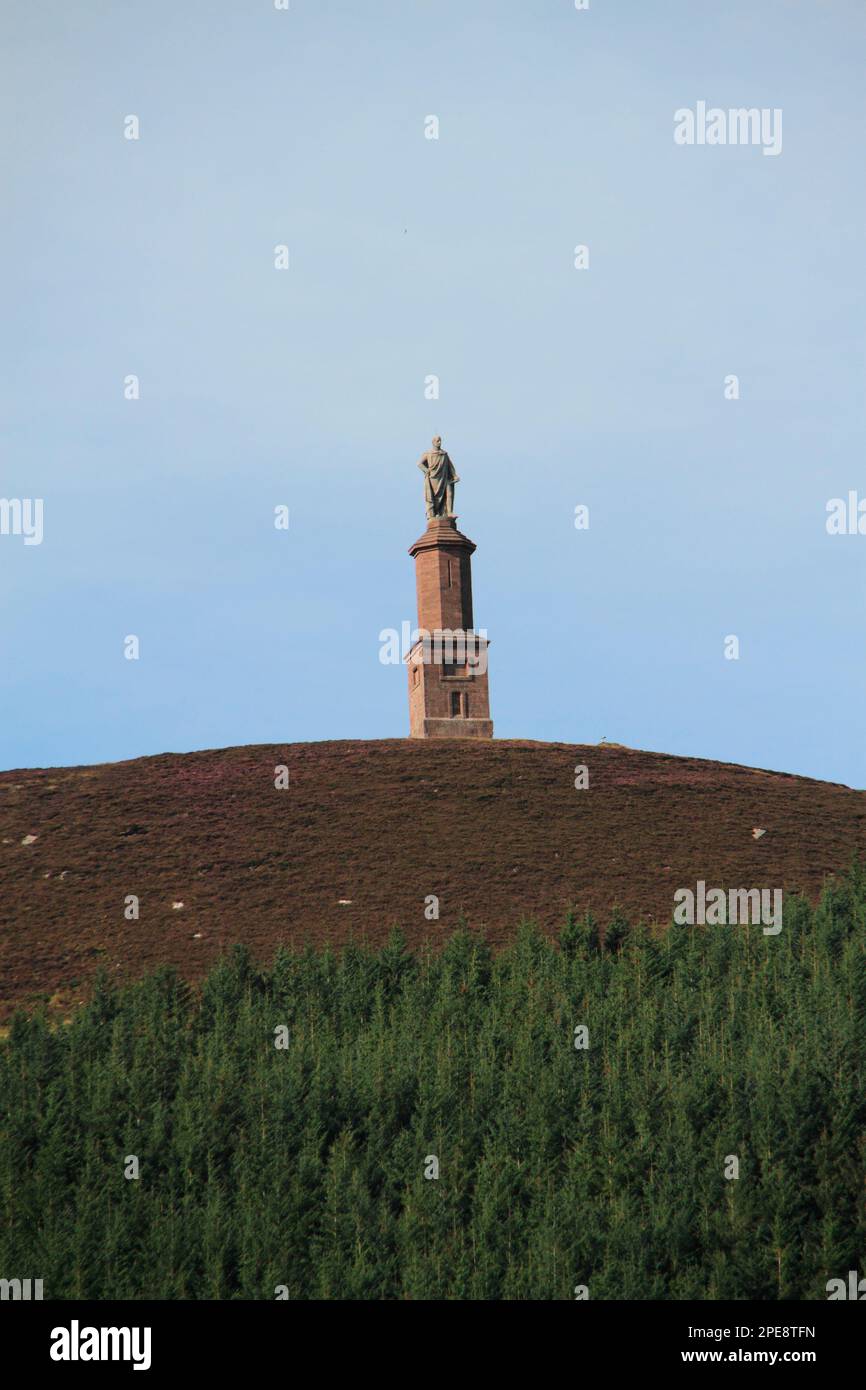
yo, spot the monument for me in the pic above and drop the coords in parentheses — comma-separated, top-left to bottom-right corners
(406, 438, 493, 739)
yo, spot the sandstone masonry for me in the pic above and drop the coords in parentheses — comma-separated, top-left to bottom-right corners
(406, 516, 493, 739)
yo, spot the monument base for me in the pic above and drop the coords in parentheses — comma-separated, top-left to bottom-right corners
(415, 718, 494, 741)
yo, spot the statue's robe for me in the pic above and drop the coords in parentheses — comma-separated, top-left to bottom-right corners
(418, 449, 459, 517)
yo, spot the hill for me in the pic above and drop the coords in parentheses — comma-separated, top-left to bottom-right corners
(1, 739, 864, 1018)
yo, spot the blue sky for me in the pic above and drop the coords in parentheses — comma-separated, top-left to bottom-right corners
(2, 0, 864, 784)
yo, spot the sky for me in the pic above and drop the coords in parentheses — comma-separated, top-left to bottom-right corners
(2, 0, 864, 785)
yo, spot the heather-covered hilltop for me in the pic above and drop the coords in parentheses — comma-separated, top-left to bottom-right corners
(1, 739, 864, 1019)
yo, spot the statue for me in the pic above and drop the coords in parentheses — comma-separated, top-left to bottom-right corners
(417, 436, 459, 521)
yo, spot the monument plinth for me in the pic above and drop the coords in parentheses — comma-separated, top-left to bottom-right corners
(406, 441, 493, 739)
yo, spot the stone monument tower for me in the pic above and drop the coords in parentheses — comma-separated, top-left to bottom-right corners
(406, 438, 493, 739)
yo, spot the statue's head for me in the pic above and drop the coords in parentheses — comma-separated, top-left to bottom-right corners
(432, 435, 442, 448)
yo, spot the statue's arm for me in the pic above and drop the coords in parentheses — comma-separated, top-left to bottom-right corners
(417, 454, 429, 472)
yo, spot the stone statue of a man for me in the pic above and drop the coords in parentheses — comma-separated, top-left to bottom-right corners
(418, 436, 459, 520)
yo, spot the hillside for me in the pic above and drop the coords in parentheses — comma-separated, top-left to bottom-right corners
(1, 739, 865, 1018)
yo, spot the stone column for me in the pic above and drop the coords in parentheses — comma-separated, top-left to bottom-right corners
(406, 516, 493, 739)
